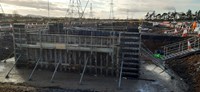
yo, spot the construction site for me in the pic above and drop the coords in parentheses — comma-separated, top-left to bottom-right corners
(0, 0, 200, 92)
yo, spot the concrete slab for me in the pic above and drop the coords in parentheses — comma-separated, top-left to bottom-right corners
(0, 58, 184, 92)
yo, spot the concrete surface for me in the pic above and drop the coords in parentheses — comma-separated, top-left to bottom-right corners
(0, 58, 184, 92)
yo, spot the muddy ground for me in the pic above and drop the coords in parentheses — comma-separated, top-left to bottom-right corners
(166, 53, 200, 92)
(0, 82, 97, 92)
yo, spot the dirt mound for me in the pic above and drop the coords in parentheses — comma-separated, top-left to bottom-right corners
(0, 82, 37, 92)
(166, 54, 200, 92)
(0, 82, 98, 92)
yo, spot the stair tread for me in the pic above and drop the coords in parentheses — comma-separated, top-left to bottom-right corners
(123, 62, 139, 65)
(123, 52, 139, 54)
(121, 36, 139, 39)
(123, 67, 139, 70)
(121, 43, 139, 45)
(123, 58, 139, 60)
(122, 72, 139, 75)
(121, 47, 139, 49)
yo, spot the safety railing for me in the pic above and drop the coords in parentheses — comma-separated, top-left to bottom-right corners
(97, 26, 127, 31)
(27, 33, 119, 48)
(141, 43, 165, 68)
(26, 24, 48, 32)
(162, 36, 200, 56)
(141, 44, 189, 91)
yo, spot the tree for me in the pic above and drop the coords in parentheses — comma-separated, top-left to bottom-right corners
(186, 9, 192, 20)
(12, 10, 19, 22)
(171, 12, 177, 20)
(156, 14, 161, 20)
(145, 12, 149, 20)
(150, 11, 156, 20)
(167, 12, 172, 20)
(161, 13, 168, 20)
(197, 10, 200, 19)
(179, 13, 186, 20)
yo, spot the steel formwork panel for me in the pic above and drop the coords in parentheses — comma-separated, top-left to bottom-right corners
(13, 24, 120, 77)
(13, 22, 140, 79)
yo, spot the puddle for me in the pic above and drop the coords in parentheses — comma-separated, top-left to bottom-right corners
(0, 64, 5, 72)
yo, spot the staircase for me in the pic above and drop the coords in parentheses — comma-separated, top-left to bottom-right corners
(162, 36, 200, 60)
(13, 23, 28, 67)
(140, 45, 189, 91)
(120, 29, 140, 78)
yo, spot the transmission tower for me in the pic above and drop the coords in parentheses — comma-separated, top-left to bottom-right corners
(109, 0, 114, 19)
(127, 9, 129, 19)
(0, 2, 5, 21)
(48, 0, 50, 18)
(66, 0, 83, 18)
(0, 3, 4, 14)
(89, 3, 93, 18)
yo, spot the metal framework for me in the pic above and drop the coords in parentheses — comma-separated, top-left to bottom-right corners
(162, 36, 200, 60)
(10, 22, 141, 86)
(89, 3, 93, 18)
(109, 0, 114, 19)
(0, 3, 4, 14)
(66, 0, 83, 18)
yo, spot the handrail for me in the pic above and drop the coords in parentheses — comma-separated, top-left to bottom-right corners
(141, 45, 164, 68)
(162, 37, 194, 48)
(163, 36, 200, 56)
(141, 45, 189, 91)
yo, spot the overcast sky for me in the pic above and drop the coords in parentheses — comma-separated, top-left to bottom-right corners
(0, 0, 199, 19)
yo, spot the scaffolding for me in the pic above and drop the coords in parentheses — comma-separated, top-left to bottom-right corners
(11, 22, 141, 84)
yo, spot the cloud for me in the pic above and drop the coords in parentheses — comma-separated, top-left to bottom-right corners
(0, 0, 67, 11)
(117, 8, 153, 13)
(164, 6, 176, 11)
(0, 0, 199, 19)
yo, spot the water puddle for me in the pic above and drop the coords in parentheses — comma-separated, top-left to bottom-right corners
(0, 63, 5, 72)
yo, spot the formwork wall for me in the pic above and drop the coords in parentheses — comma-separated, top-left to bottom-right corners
(13, 22, 140, 77)
(13, 23, 121, 76)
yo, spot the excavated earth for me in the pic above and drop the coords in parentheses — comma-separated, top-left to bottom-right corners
(143, 34, 200, 92)
(0, 27, 198, 92)
(0, 82, 97, 92)
(166, 54, 200, 92)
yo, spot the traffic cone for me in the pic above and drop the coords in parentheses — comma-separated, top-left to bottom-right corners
(27, 23, 30, 28)
(164, 30, 167, 34)
(187, 40, 192, 50)
(31, 23, 34, 28)
(187, 27, 190, 32)
(181, 26, 184, 30)
(174, 29, 178, 34)
(9, 24, 12, 30)
(182, 29, 188, 37)
(198, 31, 200, 37)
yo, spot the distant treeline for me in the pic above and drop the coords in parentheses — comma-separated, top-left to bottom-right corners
(145, 10, 200, 21)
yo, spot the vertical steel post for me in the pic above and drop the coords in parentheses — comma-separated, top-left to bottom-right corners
(28, 58, 41, 81)
(79, 53, 92, 84)
(118, 53, 124, 89)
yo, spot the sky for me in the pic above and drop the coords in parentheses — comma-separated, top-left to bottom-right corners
(0, 0, 199, 19)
